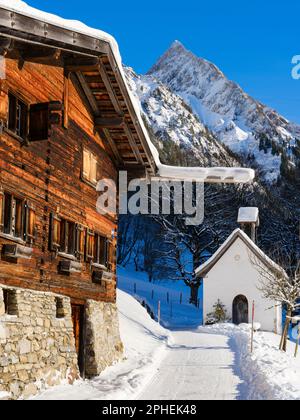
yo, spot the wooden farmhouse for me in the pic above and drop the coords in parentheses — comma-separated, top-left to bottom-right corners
(0, 2, 157, 399)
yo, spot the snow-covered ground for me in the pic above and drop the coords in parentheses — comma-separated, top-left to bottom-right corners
(33, 289, 171, 400)
(32, 281, 300, 400)
(200, 324, 300, 400)
(118, 266, 203, 329)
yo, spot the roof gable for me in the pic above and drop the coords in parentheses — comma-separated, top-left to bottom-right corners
(195, 229, 287, 278)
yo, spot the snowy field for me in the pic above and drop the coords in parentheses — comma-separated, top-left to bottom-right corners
(32, 281, 300, 400)
(117, 266, 203, 329)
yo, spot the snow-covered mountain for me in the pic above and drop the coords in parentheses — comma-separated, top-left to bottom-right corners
(146, 41, 300, 183)
(124, 44, 300, 257)
(125, 67, 240, 168)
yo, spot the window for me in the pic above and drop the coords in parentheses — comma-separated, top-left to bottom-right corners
(3, 289, 18, 316)
(7, 95, 62, 143)
(8, 93, 28, 140)
(3, 192, 24, 238)
(82, 149, 98, 185)
(0, 192, 36, 243)
(60, 219, 76, 256)
(49, 213, 84, 259)
(86, 229, 95, 261)
(28, 101, 61, 142)
(55, 297, 65, 319)
(93, 233, 108, 267)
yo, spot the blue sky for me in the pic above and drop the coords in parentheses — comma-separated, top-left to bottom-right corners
(27, 0, 300, 124)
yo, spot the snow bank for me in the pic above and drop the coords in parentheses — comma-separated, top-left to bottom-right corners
(0, 0, 255, 184)
(199, 324, 300, 400)
(33, 290, 171, 400)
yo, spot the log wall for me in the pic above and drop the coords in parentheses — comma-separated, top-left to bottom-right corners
(0, 58, 118, 304)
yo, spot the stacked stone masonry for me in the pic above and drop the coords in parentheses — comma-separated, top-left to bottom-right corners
(0, 285, 79, 399)
(85, 300, 123, 377)
(0, 284, 123, 400)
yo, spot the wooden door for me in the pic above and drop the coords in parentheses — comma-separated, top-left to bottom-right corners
(71, 304, 84, 376)
(233, 295, 248, 325)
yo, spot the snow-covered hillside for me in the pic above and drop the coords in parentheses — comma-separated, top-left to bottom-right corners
(145, 41, 300, 183)
(118, 266, 203, 329)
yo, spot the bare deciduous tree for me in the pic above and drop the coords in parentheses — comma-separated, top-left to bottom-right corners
(252, 251, 300, 352)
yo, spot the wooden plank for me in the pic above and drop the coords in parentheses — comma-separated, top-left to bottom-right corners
(63, 69, 70, 128)
(101, 128, 124, 166)
(95, 117, 124, 128)
(75, 72, 100, 116)
(0, 9, 109, 56)
(106, 53, 157, 175)
(122, 122, 144, 165)
(98, 61, 124, 116)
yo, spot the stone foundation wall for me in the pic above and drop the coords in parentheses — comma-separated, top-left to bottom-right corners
(85, 300, 123, 377)
(0, 285, 79, 400)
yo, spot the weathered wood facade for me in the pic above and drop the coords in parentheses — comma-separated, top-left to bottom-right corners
(0, 8, 156, 303)
(0, 6, 157, 395)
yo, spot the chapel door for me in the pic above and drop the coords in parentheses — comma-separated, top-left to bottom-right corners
(232, 295, 248, 324)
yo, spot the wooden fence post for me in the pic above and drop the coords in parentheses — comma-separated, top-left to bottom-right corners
(294, 324, 300, 358)
(158, 301, 161, 325)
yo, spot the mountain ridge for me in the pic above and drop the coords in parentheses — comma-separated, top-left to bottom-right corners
(147, 41, 300, 184)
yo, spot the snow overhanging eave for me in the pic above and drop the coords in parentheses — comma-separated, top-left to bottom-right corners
(156, 165, 255, 184)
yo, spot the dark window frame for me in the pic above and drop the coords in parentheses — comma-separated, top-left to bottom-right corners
(59, 218, 76, 257)
(93, 233, 108, 267)
(8, 92, 28, 141)
(3, 289, 18, 316)
(55, 297, 65, 319)
(2, 192, 25, 240)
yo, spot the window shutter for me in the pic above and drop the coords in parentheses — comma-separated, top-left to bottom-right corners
(0, 189, 4, 232)
(8, 93, 17, 131)
(24, 202, 36, 244)
(90, 154, 98, 185)
(49, 212, 61, 251)
(29, 101, 61, 142)
(29, 102, 49, 142)
(76, 224, 85, 260)
(86, 229, 95, 261)
(82, 149, 90, 180)
(107, 240, 114, 271)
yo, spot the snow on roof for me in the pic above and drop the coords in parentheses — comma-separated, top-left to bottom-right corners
(0, 1, 255, 184)
(238, 207, 259, 224)
(195, 228, 287, 278)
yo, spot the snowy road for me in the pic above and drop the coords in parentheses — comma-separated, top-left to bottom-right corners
(137, 330, 243, 401)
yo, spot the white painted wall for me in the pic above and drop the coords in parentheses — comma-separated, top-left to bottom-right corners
(203, 237, 282, 334)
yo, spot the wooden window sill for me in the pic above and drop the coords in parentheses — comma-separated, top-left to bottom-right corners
(0, 233, 25, 245)
(58, 252, 77, 261)
(4, 128, 27, 144)
(91, 263, 108, 271)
